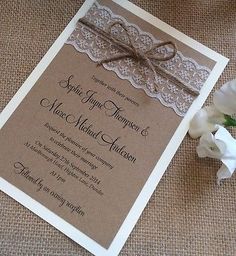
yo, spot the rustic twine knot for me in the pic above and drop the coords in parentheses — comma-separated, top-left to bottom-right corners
(79, 18, 199, 96)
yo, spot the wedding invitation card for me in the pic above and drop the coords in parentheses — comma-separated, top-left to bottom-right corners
(0, 0, 228, 255)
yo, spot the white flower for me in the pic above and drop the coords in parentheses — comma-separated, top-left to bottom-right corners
(196, 131, 226, 159)
(188, 105, 225, 139)
(196, 126, 236, 184)
(213, 79, 236, 115)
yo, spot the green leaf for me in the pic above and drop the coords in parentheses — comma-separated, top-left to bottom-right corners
(223, 115, 236, 127)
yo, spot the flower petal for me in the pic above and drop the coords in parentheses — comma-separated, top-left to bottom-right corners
(217, 163, 235, 184)
(213, 79, 236, 115)
(188, 106, 224, 139)
(196, 126, 236, 183)
(215, 126, 236, 183)
(196, 131, 226, 159)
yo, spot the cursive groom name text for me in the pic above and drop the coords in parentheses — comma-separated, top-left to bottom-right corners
(40, 98, 136, 163)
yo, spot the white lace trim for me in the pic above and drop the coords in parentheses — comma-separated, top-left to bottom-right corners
(65, 2, 211, 116)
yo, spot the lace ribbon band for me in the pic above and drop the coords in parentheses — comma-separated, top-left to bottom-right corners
(66, 2, 211, 116)
(79, 18, 199, 97)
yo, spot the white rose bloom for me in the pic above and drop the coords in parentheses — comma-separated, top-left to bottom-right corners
(196, 126, 236, 184)
(188, 105, 225, 139)
(213, 79, 236, 115)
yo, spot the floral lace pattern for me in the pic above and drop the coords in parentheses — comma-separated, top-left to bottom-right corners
(65, 2, 211, 116)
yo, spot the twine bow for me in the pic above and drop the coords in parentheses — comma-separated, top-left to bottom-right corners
(79, 18, 199, 96)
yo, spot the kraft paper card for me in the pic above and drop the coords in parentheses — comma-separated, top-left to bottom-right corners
(0, 0, 228, 255)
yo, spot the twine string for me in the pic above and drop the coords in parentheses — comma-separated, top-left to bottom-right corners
(79, 18, 199, 96)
